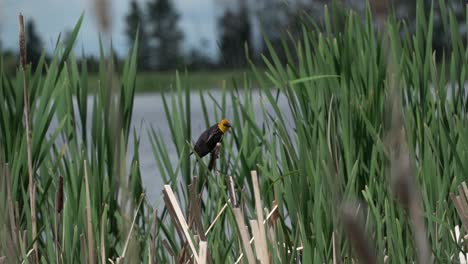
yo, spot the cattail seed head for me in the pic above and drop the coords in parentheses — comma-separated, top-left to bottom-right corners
(18, 14, 27, 71)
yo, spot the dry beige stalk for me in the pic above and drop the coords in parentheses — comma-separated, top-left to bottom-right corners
(19, 13, 37, 263)
(189, 177, 206, 240)
(163, 190, 185, 245)
(227, 176, 238, 206)
(163, 185, 200, 262)
(162, 239, 175, 257)
(332, 231, 341, 264)
(249, 220, 262, 262)
(233, 208, 255, 264)
(451, 182, 468, 233)
(204, 200, 230, 236)
(251, 171, 269, 263)
(198, 241, 208, 264)
(235, 204, 279, 263)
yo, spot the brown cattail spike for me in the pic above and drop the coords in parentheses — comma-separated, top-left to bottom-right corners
(19, 14, 27, 71)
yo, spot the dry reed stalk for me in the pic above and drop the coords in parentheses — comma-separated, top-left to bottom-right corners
(19, 14, 37, 263)
(177, 243, 188, 263)
(251, 171, 269, 263)
(149, 209, 158, 264)
(163, 190, 185, 245)
(450, 182, 468, 233)
(83, 160, 95, 264)
(162, 239, 175, 257)
(163, 185, 200, 263)
(198, 241, 208, 264)
(20, 249, 36, 264)
(232, 208, 255, 264)
(188, 177, 206, 240)
(121, 194, 145, 258)
(249, 220, 263, 261)
(204, 199, 230, 236)
(341, 203, 377, 264)
(332, 231, 341, 264)
(234, 204, 279, 263)
(227, 176, 237, 206)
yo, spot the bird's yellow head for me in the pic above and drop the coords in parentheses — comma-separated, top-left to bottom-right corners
(218, 119, 231, 133)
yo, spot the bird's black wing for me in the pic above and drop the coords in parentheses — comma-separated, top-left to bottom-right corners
(193, 124, 219, 158)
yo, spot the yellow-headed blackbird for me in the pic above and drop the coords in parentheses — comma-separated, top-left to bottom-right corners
(191, 119, 231, 159)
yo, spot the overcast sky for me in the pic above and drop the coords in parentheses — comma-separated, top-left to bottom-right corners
(0, 0, 221, 58)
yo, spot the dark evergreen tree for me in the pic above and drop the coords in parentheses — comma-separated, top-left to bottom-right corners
(125, 0, 151, 71)
(25, 20, 44, 70)
(218, 0, 252, 68)
(146, 0, 184, 70)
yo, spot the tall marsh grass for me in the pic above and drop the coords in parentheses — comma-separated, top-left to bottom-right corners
(1, 0, 468, 263)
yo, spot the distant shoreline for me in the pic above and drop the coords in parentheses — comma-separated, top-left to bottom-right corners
(87, 69, 260, 93)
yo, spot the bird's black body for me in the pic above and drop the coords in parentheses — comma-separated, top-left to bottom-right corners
(193, 124, 224, 158)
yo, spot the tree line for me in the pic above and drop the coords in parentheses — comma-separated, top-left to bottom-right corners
(0, 0, 466, 73)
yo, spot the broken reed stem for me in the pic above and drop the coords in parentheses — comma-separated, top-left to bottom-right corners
(233, 208, 256, 264)
(450, 182, 468, 232)
(251, 171, 269, 263)
(163, 185, 200, 263)
(198, 241, 208, 264)
(204, 199, 230, 236)
(19, 13, 38, 263)
(234, 205, 284, 264)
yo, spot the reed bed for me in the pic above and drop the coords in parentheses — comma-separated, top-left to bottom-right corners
(1, 0, 468, 263)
